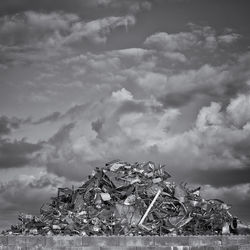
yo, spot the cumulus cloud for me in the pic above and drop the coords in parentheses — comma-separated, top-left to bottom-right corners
(226, 94, 250, 128)
(56, 42, 248, 113)
(2, 84, 250, 225)
(141, 64, 230, 108)
(164, 94, 250, 181)
(3, 91, 250, 223)
(53, 30, 245, 113)
(137, 71, 167, 94)
(66, 92, 250, 190)
(59, 42, 247, 113)
(163, 52, 187, 62)
(196, 102, 225, 131)
(29, 90, 173, 180)
(60, 48, 155, 91)
(144, 31, 197, 51)
(0, 11, 136, 50)
(156, 57, 249, 109)
(111, 88, 133, 101)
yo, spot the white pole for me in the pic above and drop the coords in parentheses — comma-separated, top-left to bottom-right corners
(138, 189, 162, 226)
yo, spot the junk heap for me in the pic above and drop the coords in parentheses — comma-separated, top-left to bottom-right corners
(3, 160, 248, 236)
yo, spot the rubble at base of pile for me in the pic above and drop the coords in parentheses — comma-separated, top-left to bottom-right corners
(2, 160, 250, 236)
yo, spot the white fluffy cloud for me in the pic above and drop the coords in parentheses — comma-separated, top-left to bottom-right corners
(196, 102, 225, 131)
(165, 94, 250, 173)
(218, 33, 241, 44)
(31, 92, 250, 190)
(226, 94, 250, 128)
(144, 31, 197, 51)
(111, 88, 133, 101)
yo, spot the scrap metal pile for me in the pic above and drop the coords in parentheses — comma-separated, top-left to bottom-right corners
(3, 160, 246, 236)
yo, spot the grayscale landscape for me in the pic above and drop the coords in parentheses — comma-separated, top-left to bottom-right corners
(0, 0, 250, 233)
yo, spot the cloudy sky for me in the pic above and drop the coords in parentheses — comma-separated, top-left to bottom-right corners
(0, 0, 250, 230)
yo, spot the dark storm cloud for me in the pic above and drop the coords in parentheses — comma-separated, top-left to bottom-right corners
(0, 115, 42, 169)
(158, 82, 211, 109)
(158, 91, 196, 108)
(232, 137, 250, 162)
(64, 103, 90, 120)
(0, 116, 18, 136)
(0, 138, 42, 168)
(48, 122, 75, 146)
(116, 100, 147, 115)
(91, 118, 104, 135)
(33, 112, 62, 124)
(190, 166, 250, 188)
(33, 103, 90, 124)
(0, 115, 30, 136)
(158, 84, 230, 108)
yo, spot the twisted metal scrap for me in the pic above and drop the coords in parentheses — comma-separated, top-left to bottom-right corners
(3, 160, 249, 236)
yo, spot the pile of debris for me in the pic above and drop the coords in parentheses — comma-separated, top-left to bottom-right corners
(2, 160, 249, 236)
